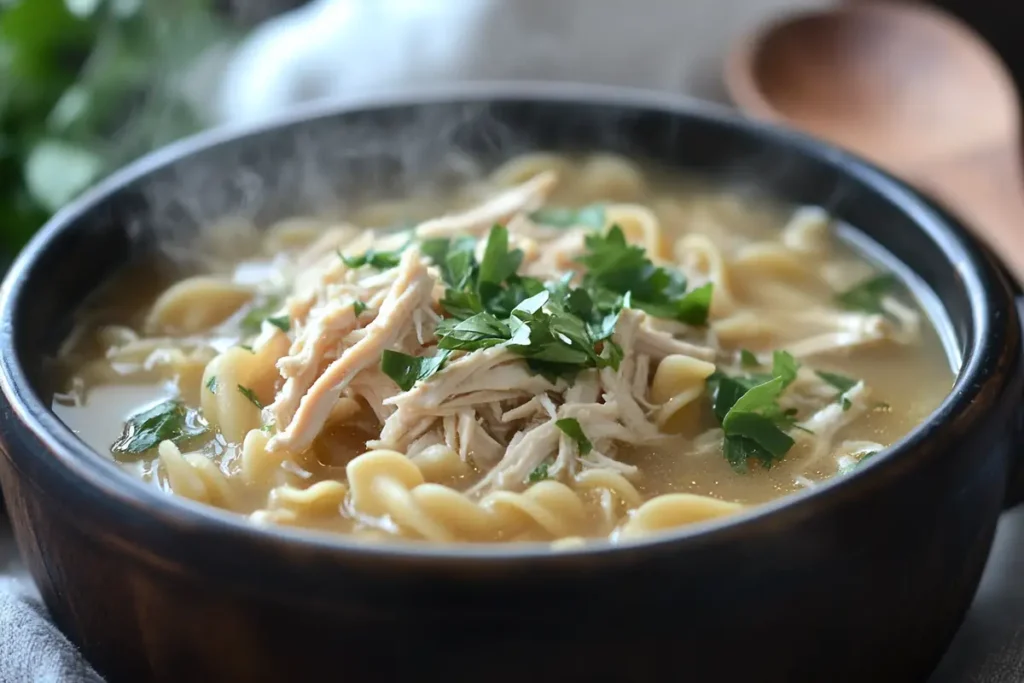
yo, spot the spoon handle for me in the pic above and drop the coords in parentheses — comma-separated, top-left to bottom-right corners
(913, 147, 1024, 281)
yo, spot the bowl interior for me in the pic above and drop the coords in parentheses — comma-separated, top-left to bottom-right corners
(0, 87, 996, 557)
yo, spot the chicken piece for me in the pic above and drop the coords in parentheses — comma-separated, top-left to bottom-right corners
(347, 367, 401, 424)
(468, 420, 562, 495)
(270, 301, 358, 429)
(268, 248, 435, 453)
(376, 347, 559, 449)
(795, 382, 871, 464)
(414, 171, 558, 238)
(456, 410, 505, 466)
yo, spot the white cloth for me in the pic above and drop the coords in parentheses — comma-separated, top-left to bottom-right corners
(213, 0, 827, 125)
(0, 577, 102, 683)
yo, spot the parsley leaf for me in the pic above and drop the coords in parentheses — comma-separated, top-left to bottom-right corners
(674, 283, 714, 325)
(555, 418, 593, 455)
(772, 350, 800, 388)
(352, 300, 367, 316)
(723, 412, 794, 459)
(340, 241, 409, 270)
(478, 224, 524, 288)
(836, 273, 898, 314)
(528, 462, 551, 483)
(237, 385, 263, 410)
(740, 349, 759, 367)
(112, 400, 208, 458)
(530, 204, 606, 229)
(712, 351, 801, 472)
(240, 295, 284, 334)
(816, 370, 858, 393)
(579, 225, 713, 325)
(816, 370, 861, 411)
(436, 313, 510, 351)
(205, 376, 218, 394)
(381, 350, 451, 391)
(266, 315, 290, 333)
(421, 235, 477, 290)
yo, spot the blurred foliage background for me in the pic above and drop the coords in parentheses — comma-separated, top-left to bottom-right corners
(0, 0, 303, 256)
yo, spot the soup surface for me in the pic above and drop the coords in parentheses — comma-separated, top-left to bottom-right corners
(53, 153, 954, 545)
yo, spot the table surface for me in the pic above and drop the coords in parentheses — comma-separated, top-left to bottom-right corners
(2, 0, 1023, 679)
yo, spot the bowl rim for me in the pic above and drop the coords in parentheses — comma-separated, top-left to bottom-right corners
(0, 81, 1006, 564)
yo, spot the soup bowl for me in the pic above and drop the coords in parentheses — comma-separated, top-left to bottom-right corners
(0, 83, 1021, 683)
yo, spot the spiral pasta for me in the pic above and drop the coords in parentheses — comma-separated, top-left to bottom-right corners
(145, 276, 254, 335)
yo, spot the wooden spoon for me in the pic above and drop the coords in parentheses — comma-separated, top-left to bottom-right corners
(725, 1, 1024, 280)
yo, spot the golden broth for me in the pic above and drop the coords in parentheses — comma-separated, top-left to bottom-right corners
(53, 153, 955, 544)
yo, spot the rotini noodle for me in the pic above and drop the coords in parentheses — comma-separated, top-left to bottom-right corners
(145, 276, 254, 335)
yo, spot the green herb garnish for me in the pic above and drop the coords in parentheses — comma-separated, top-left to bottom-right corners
(436, 312, 511, 351)
(740, 349, 759, 367)
(237, 385, 263, 410)
(111, 399, 207, 457)
(241, 295, 284, 334)
(836, 273, 898, 314)
(713, 351, 801, 472)
(816, 370, 860, 411)
(381, 350, 452, 391)
(352, 300, 367, 316)
(555, 417, 593, 455)
(527, 462, 551, 483)
(529, 204, 606, 229)
(205, 375, 218, 394)
(816, 370, 858, 393)
(339, 241, 409, 270)
(266, 315, 290, 333)
(578, 225, 713, 325)
(420, 226, 626, 382)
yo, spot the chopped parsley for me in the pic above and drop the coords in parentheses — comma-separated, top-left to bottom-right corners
(816, 370, 858, 393)
(111, 400, 208, 458)
(816, 370, 860, 411)
(740, 349, 759, 368)
(712, 350, 801, 472)
(836, 273, 898, 314)
(578, 226, 713, 325)
(529, 204, 606, 229)
(401, 222, 711, 385)
(381, 350, 452, 391)
(528, 462, 551, 483)
(339, 241, 409, 270)
(421, 226, 627, 381)
(205, 375, 218, 394)
(240, 295, 285, 334)
(352, 300, 367, 316)
(266, 315, 290, 333)
(237, 384, 263, 410)
(555, 417, 593, 455)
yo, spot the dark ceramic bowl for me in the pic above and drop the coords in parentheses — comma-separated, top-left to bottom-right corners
(0, 84, 1021, 683)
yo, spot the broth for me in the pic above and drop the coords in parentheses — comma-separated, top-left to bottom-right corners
(53, 153, 954, 545)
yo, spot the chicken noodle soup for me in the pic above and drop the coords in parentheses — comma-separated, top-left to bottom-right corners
(53, 153, 954, 545)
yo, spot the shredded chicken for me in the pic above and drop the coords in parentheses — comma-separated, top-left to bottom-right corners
(268, 247, 434, 453)
(415, 171, 557, 239)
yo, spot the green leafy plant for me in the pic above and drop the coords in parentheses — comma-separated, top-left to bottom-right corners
(0, 0, 233, 255)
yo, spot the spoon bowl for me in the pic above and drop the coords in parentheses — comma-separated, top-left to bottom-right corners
(726, 1, 1024, 278)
